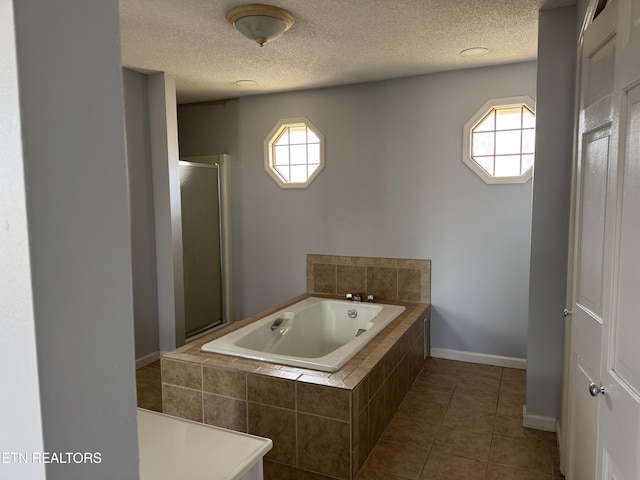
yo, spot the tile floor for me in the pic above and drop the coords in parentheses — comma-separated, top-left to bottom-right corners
(136, 360, 162, 413)
(135, 357, 564, 480)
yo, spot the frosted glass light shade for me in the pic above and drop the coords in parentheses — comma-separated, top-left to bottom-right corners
(226, 5, 295, 46)
(235, 16, 288, 44)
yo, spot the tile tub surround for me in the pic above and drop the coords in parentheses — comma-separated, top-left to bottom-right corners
(306, 255, 431, 305)
(161, 299, 429, 480)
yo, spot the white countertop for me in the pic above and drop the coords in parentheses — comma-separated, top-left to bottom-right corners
(137, 408, 273, 480)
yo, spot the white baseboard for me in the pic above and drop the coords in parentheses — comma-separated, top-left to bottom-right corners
(523, 405, 557, 432)
(430, 348, 527, 370)
(136, 351, 161, 369)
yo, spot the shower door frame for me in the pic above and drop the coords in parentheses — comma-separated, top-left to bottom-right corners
(179, 154, 233, 339)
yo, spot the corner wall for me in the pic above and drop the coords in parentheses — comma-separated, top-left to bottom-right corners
(12, 1, 139, 478)
(123, 68, 160, 362)
(526, 6, 577, 420)
(0, 1, 45, 477)
(178, 62, 537, 361)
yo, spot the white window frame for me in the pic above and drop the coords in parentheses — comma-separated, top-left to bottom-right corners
(462, 95, 536, 184)
(264, 117, 325, 189)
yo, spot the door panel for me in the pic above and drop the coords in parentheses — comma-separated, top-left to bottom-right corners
(586, 38, 616, 106)
(577, 128, 611, 317)
(570, 360, 599, 480)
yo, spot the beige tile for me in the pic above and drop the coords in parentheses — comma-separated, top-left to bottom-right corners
(297, 382, 351, 421)
(449, 388, 499, 414)
(396, 393, 447, 426)
(487, 464, 553, 480)
(136, 361, 162, 412)
(313, 264, 337, 294)
(384, 344, 399, 378)
(490, 435, 553, 474)
(368, 387, 386, 447)
(311, 254, 340, 265)
(249, 403, 296, 466)
(457, 362, 503, 380)
(337, 265, 366, 296)
(420, 452, 488, 480)
(497, 389, 526, 418)
(551, 442, 562, 478)
(368, 360, 386, 399)
(422, 358, 467, 376)
(397, 354, 414, 400)
(396, 258, 429, 269)
(442, 404, 496, 435)
(247, 373, 295, 409)
(137, 385, 162, 412)
(384, 369, 400, 422)
(162, 384, 202, 422)
(351, 256, 377, 267)
(202, 366, 246, 399)
(298, 413, 351, 479)
(203, 393, 247, 432)
(502, 367, 527, 383)
(353, 378, 369, 414)
(366, 266, 398, 301)
(365, 439, 429, 480)
(431, 426, 492, 462)
(357, 407, 369, 471)
(493, 415, 556, 443)
(161, 358, 202, 389)
(412, 379, 455, 405)
(264, 459, 337, 480)
(136, 361, 161, 384)
(356, 467, 408, 480)
(455, 376, 502, 397)
(416, 370, 458, 391)
(381, 410, 438, 449)
(398, 268, 422, 303)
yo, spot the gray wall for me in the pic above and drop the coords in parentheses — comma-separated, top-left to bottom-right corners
(526, 6, 577, 419)
(178, 62, 536, 359)
(0, 1, 45, 478)
(12, 1, 139, 478)
(527, 7, 576, 418)
(123, 68, 160, 360)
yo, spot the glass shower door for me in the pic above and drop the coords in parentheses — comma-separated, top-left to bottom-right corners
(179, 161, 223, 337)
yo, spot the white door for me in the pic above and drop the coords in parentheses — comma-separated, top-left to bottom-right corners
(566, 0, 640, 478)
(566, 1, 618, 476)
(596, 0, 640, 475)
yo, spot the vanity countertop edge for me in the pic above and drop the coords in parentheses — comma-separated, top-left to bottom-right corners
(137, 408, 273, 480)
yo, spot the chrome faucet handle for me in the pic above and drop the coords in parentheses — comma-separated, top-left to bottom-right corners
(346, 293, 353, 300)
(367, 294, 374, 303)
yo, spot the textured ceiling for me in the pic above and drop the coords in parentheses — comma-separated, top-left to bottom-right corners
(119, 0, 575, 104)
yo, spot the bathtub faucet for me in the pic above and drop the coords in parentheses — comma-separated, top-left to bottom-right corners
(346, 293, 363, 303)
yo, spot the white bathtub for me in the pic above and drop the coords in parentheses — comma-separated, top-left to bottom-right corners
(201, 297, 406, 372)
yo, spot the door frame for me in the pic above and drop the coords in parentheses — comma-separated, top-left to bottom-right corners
(179, 154, 234, 340)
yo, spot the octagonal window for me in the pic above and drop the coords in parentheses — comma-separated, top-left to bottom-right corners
(264, 117, 325, 188)
(463, 96, 536, 184)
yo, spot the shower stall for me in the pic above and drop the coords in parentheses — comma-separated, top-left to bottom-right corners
(179, 154, 232, 338)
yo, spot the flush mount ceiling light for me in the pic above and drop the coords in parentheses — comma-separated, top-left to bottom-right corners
(226, 4, 295, 47)
(460, 47, 489, 57)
